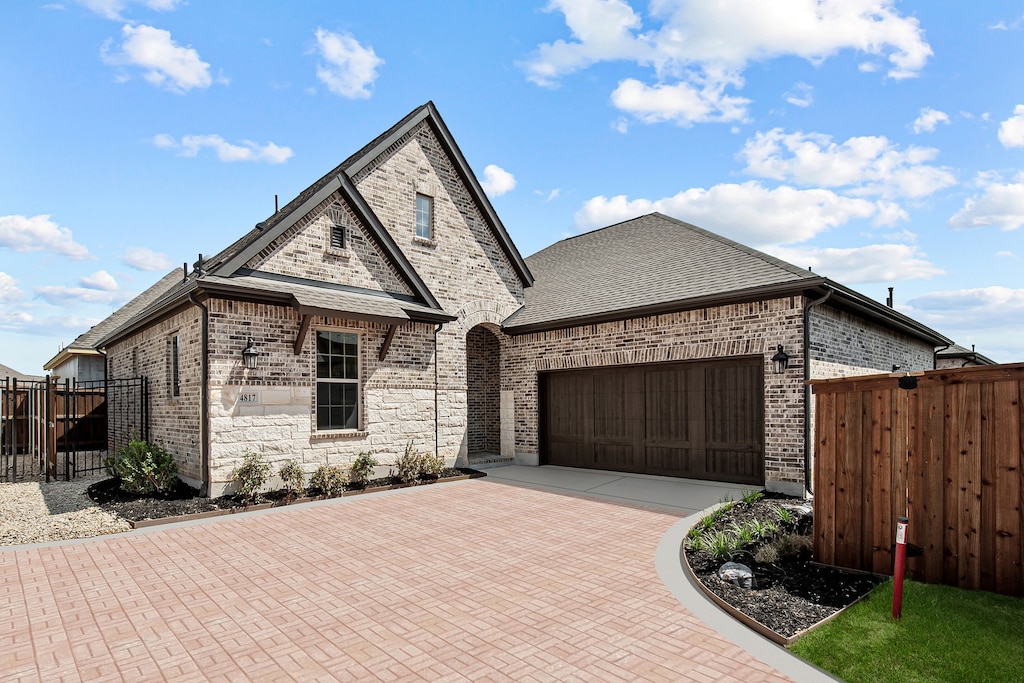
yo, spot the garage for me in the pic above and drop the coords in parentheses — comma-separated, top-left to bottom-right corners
(540, 358, 764, 485)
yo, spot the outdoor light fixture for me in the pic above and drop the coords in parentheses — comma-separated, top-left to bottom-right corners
(771, 345, 790, 374)
(241, 338, 259, 370)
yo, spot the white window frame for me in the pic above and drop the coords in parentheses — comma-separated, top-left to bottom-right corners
(314, 328, 361, 432)
(415, 193, 433, 240)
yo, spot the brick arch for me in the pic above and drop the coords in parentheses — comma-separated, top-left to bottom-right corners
(466, 323, 501, 455)
(453, 299, 520, 334)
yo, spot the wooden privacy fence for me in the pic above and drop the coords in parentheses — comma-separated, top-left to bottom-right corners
(810, 363, 1024, 596)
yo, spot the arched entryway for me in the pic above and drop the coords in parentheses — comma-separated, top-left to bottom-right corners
(466, 324, 501, 461)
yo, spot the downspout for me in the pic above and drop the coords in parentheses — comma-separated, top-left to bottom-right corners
(803, 286, 833, 496)
(434, 323, 444, 459)
(933, 343, 951, 370)
(188, 291, 210, 496)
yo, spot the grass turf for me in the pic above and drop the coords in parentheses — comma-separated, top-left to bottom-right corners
(790, 579, 1024, 683)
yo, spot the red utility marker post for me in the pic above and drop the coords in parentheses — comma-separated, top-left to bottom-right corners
(892, 516, 909, 619)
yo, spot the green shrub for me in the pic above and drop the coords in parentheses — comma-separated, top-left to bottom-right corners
(392, 442, 421, 484)
(103, 439, 179, 495)
(418, 451, 446, 477)
(233, 452, 271, 502)
(349, 452, 380, 488)
(310, 463, 347, 496)
(278, 459, 306, 497)
(741, 489, 764, 504)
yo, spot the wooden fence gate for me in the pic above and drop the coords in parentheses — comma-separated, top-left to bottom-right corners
(810, 363, 1024, 596)
(1, 376, 149, 482)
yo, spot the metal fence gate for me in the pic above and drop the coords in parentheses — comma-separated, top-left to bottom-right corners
(1, 376, 149, 482)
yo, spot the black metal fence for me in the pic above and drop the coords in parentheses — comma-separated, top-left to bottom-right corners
(1, 376, 149, 482)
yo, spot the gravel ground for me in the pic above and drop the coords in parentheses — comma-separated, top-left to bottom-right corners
(0, 476, 131, 546)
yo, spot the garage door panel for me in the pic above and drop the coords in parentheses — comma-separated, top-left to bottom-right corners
(704, 449, 763, 485)
(646, 446, 702, 478)
(595, 443, 643, 472)
(542, 359, 764, 485)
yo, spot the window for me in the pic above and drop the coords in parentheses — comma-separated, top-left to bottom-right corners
(316, 330, 359, 430)
(415, 194, 433, 240)
(170, 335, 180, 397)
(329, 223, 346, 251)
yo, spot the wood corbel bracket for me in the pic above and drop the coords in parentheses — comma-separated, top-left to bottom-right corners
(379, 324, 399, 361)
(294, 314, 312, 355)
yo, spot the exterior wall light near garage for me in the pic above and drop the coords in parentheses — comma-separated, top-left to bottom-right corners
(771, 345, 790, 374)
(242, 338, 259, 370)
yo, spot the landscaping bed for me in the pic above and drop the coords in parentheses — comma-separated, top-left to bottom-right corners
(683, 492, 884, 641)
(88, 468, 484, 526)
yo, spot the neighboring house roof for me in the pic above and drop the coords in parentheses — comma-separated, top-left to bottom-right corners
(0, 363, 44, 381)
(44, 269, 185, 370)
(502, 212, 952, 347)
(936, 343, 996, 366)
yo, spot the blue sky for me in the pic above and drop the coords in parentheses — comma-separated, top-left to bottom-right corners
(3, 0, 1024, 374)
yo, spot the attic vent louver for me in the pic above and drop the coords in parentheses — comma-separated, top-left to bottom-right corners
(330, 224, 346, 251)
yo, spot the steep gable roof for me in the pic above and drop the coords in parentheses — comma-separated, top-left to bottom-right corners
(503, 212, 951, 347)
(206, 101, 532, 290)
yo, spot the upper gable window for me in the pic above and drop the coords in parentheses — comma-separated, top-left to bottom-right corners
(415, 194, 433, 240)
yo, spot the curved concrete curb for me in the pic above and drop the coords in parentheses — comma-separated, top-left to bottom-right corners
(655, 505, 843, 683)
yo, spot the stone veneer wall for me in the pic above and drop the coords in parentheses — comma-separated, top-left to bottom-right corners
(106, 305, 204, 484)
(503, 297, 806, 490)
(203, 298, 444, 495)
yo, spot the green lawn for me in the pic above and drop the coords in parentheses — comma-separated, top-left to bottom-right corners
(790, 579, 1024, 683)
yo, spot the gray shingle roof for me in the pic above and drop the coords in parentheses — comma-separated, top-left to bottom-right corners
(0, 363, 45, 381)
(503, 213, 822, 332)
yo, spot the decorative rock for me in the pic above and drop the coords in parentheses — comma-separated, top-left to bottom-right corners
(718, 562, 757, 589)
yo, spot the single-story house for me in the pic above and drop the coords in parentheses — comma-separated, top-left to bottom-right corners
(84, 102, 954, 496)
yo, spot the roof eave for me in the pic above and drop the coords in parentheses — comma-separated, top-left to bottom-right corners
(503, 279, 825, 335)
(821, 281, 953, 347)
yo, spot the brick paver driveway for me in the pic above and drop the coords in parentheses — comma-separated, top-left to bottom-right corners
(2, 479, 792, 682)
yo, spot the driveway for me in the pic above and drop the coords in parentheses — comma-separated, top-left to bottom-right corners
(3, 470, 809, 682)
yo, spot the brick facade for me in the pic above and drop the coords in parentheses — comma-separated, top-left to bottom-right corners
(808, 304, 934, 378)
(503, 297, 806, 489)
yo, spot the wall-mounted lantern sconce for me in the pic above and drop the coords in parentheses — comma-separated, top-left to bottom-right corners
(771, 345, 790, 374)
(242, 338, 259, 370)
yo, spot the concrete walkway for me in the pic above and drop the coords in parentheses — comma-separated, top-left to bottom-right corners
(1, 468, 834, 682)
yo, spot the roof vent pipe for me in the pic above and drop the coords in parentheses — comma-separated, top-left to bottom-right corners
(886, 287, 894, 308)
(183, 262, 188, 282)
(275, 194, 279, 213)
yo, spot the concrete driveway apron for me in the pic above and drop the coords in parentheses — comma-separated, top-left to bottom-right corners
(3, 473, 812, 682)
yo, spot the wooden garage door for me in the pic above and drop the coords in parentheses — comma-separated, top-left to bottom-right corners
(541, 359, 764, 485)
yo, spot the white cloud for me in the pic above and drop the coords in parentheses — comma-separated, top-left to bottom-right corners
(122, 246, 172, 271)
(906, 286, 1024, 328)
(738, 128, 956, 199)
(912, 107, 950, 134)
(0, 215, 91, 260)
(0, 310, 102, 336)
(546, 188, 561, 201)
(765, 244, 943, 283)
(784, 82, 813, 108)
(610, 76, 751, 126)
(522, 0, 648, 87)
(0, 273, 25, 303)
(573, 182, 895, 247)
(949, 174, 1024, 231)
(523, 0, 931, 125)
(79, 270, 118, 291)
(75, 0, 181, 20)
(35, 285, 121, 306)
(313, 28, 383, 99)
(153, 134, 293, 163)
(102, 24, 215, 93)
(480, 165, 517, 196)
(997, 250, 1017, 258)
(998, 104, 1024, 148)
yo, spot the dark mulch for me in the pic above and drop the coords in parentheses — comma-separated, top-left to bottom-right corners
(684, 493, 883, 638)
(88, 468, 478, 523)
